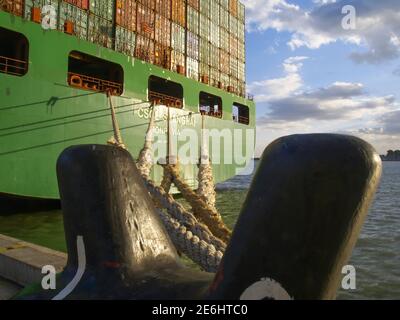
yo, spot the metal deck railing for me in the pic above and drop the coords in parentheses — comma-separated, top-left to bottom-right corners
(0, 55, 27, 76)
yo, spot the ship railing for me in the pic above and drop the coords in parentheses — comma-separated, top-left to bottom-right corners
(0, 55, 27, 76)
(200, 110, 223, 119)
(238, 115, 250, 125)
(67, 72, 123, 96)
(148, 91, 183, 109)
(233, 115, 250, 125)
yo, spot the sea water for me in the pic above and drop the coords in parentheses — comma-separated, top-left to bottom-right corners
(0, 161, 399, 300)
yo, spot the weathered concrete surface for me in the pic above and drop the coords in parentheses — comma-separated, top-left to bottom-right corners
(0, 234, 66, 288)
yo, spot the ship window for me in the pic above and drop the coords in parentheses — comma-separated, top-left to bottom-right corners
(199, 92, 223, 118)
(68, 51, 124, 96)
(233, 103, 250, 125)
(148, 75, 184, 108)
(0, 27, 29, 77)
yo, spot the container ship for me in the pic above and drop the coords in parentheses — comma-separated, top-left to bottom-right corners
(0, 0, 255, 200)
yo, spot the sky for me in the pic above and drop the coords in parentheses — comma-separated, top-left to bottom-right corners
(243, 0, 400, 156)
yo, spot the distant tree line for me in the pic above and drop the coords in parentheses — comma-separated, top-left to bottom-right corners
(381, 150, 400, 161)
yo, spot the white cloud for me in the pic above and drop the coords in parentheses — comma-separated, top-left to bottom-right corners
(247, 56, 307, 102)
(243, 0, 400, 64)
(248, 56, 400, 155)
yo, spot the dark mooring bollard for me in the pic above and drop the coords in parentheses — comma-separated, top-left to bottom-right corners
(16, 145, 212, 300)
(207, 134, 382, 300)
(16, 134, 381, 300)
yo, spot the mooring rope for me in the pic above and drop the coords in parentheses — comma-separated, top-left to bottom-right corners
(107, 99, 231, 272)
(107, 91, 126, 149)
(197, 115, 217, 211)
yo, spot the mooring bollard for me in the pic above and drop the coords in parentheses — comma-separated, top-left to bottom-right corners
(16, 134, 381, 300)
(16, 145, 212, 300)
(207, 134, 382, 300)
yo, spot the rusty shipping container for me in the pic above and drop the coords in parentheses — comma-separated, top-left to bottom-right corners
(187, 0, 199, 11)
(116, 0, 137, 32)
(137, 3, 155, 39)
(138, 0, 156, 10)
(64, 0, 89, 10)
(135, 34, 155, 64)
(219, 49, 230, 74)
(155, 0, 171, 19)
(172, 0, 186, 27)
(154, 44, 172, 69)
(155, 14, 171, 47)
(1, 0, 24, 16)
(229, 0, 238, 17)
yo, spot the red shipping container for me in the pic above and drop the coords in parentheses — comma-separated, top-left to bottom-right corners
(116, 0, 137, 31)
(1, 0, 24, 17)
(64, 0, 89, 10)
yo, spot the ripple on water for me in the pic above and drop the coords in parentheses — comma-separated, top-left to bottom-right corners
(0, 162, 399, 299)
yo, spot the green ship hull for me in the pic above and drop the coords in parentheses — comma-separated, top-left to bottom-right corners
(0, 11, 255, 200)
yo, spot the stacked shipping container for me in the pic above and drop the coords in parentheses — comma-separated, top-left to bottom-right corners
(5, 0, 246, 97)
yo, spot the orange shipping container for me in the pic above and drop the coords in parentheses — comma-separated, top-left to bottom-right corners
(155, 0, 171, 19)
(154, 44, 172, 69)
(219, 49, 230, 74)
(137, 0, 156, 10)
(155, 14, 171, 47)
(229, 0, 238, 17)
(172, 0, 186, 27)
(187, 0, 199, 11)
(116, 0, 137, 31)
(229, 35, 238, 58)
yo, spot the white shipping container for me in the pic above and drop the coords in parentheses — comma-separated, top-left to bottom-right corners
(171, 23, 186, 53)
(187, 31, 199, 60)
(186, 57, 199, 81)
(199, 14, 210, 42)
(171, 50, 185, 73)
(58, 2, 89, 40)
(88, 13, 113, 49)
(115, 26, 136, 57)
(210, 22, 219, 47)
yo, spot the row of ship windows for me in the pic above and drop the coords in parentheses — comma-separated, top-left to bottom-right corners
(0, 27, 250, 125)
